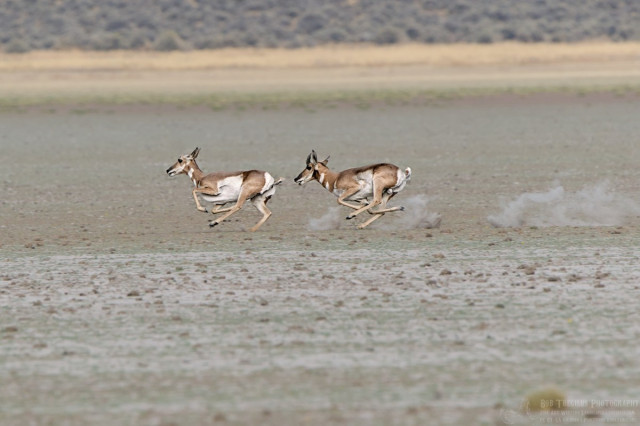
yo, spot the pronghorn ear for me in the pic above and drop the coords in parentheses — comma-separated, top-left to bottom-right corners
(190, 147, 200, 158)
(321, 155, 330, 166)
(311, 150, 318, 163)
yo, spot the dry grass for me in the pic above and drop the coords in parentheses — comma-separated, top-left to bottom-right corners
(1, 42, 639, 71)
(1, 42, 639, 109)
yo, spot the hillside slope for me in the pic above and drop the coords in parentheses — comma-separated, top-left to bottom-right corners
(2, 0, 639, 52)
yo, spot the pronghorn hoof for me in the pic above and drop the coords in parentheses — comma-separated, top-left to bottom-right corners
(346, 215, 354, 220)
(209, 221, 218, 228)
(400, 206, 405, 211)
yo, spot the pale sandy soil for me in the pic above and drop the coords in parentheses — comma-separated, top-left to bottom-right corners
(2, 244, 640, 425)
(1, 43, 640, 103)
(2, 61, 640, 100)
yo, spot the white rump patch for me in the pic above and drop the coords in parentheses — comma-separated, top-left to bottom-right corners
(487, 181, 640, 228)
(260, 172, 275, 195)
(389, 167, 409, 194)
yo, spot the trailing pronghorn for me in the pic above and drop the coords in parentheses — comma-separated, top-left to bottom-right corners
(166, 147, 284, 232)
(294, 150, 411, 229)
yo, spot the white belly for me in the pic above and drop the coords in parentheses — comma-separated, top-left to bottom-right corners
(348, 188, 373, 201)
(200, 175, 243, 205)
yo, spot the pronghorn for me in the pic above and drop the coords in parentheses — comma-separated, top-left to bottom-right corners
(166, 147, 284, 231)
(294, 150, 411, 229)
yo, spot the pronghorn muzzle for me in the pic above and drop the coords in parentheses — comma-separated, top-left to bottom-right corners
(166, 161, 186, 177)
(294, 169, 313, 185)
(294, 154, 316, 185)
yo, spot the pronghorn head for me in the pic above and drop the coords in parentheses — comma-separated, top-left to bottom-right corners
(294, 150, 330, 185)
(166, 147, 200, 177)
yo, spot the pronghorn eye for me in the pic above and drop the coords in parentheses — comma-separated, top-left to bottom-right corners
(178, 159, 183, 163)
(306, 166, 311, 170)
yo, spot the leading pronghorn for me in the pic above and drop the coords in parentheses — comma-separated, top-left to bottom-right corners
(294, 150, 411, 229)
(166, 147, 284, 231)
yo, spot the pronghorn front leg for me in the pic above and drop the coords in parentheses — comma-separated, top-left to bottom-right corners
(337, 187, 362, 210)
(210, 204, 232, 214)
(209, 190, 249, 228)
(192, 187, 219, 212)
(357, 212, 384, 229)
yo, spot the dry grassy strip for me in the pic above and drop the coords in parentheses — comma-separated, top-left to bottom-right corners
(1, 42, 639, 71)
(2, 84, 640, 111)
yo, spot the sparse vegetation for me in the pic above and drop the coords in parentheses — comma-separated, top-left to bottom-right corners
(153, 30, 186, 51)
(4, 38, 30, 54)
(1, 0, 639, 51)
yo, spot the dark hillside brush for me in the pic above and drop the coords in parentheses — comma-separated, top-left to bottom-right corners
(1, 0, 639, 51)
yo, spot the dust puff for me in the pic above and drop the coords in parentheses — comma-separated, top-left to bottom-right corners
(383, 195, 442, 230)
(488, 181, 640, 228)
(308, 195, 441, 230)
(308, 207, 343, 231)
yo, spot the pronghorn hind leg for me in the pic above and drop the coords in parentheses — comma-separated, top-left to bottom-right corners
(357, 192, 393, 229)
(369, 191, 405, 214)
(370, 205, 405, 214)
(357, 199, 376, 215)
(346, 199, 381, 219)
(357, 213, 384, 229)
(346, 179, 386, 220)
(209, 190, 250, 228)
(249, 196, 272, 232)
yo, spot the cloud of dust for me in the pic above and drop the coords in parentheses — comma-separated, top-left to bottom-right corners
(308, 207, 343, 231)
(307, 195, 442, 231)
(488, 181, 640, 228)
(387, 195, 442, 229)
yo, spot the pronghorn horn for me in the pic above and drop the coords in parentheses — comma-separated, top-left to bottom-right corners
(311, 150, 318, 163)
(190, 147, 200, 158)
(306, 153, 312, 164)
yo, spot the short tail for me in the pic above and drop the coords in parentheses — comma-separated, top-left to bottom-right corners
(405, 167, 412, 181)
(274, 177, 285, 185)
